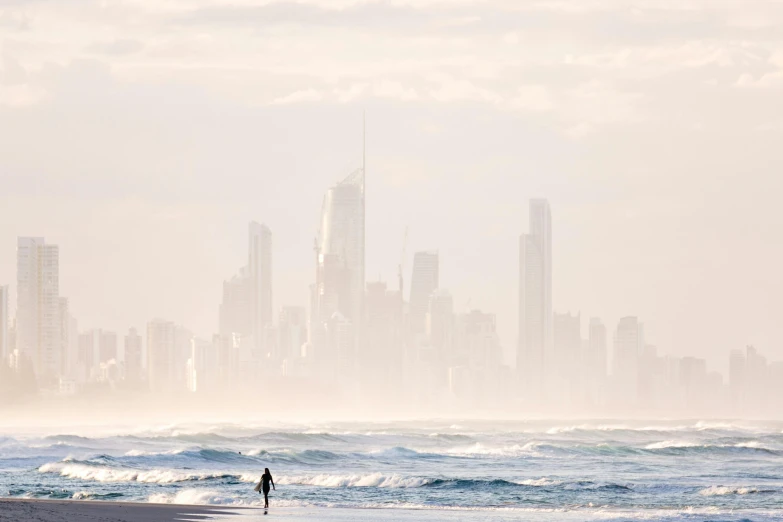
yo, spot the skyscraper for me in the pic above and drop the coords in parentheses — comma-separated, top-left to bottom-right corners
(427, 289, 454, 364)
(249, 222, 273, 350)
(518, 199, 552, 397)
(311, 166, 365, 379)
(317, 169, 365, 324)
(99, 331, 118, 364)
(124, 328, 143, 383)
(16, 237, 61, 379)
(0, 285, 8, 363)
(278, 306, 307, 361)
(588, 318, 607, 380)
(147, 319, 175, 394)
(219, 222, 273, 354)
(552, 311, 581, 402)
(409, 251, 439, 336)
(612, 316, 644, 406)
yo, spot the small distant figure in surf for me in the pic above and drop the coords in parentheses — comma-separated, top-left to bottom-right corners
(254, 467, 275, 509)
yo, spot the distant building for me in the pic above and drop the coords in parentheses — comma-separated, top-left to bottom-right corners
(220, 222, 274, 354)
(0, 285, 8, 363)
(588, 318, 607, 383)
(219, 268, 253, 340)
(17, 237, 61, 380)
(612, 316, 644, 406)
(518, 199, 552, 398)
(278, 306, 307, 361)
(99, 331, 118, 364)
(453, 310, 503, 403)
(249, 222, 273, 350)
(552, 311, 581, 404)
(409, 251, 439, 335)
(311, 167, 365, 382)
(553, 311, 581, 375)
(77, 330, 99, 382)
(427, 289, 454, 364)
(147, 319, 176, 393)
(365, 281, 404, 393)
(124, 328, 143, 383)
(186, 337, 215, 393)
(58, 298, 71, 377)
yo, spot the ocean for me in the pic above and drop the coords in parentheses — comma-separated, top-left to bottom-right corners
(1, 419, 782, 521)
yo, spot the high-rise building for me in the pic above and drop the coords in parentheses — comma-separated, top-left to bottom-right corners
(586, 318, 608, 405)
(612, 316, 644, 406)
(58, 298, 71, 377)
(452, 310, 503, 403)
(278, 306, 307, 361)
(249, 222, 273, 350)
(77, 330, 99, 382)
(553, 311, 581, 376)
(311, 166, 365, 380)
(147, 319, 176, 393)
(99, 331, 118, 364)
(518, 199, 552, 397)
(409, 251, 439, 336)
(219, 222, 273, 354)
(317, 169, 365, 323)
(16, 237, 61, 379)
(219, 269, 253, 340)
(124, 328, 143, 383)
(364, 281, 404, 393)
(427, 289, 454, 364)
(728, 349, 745, 409)
(588, 318, 607, 381)
(0, 285, 8, 363)
(552, 311, 581, 403)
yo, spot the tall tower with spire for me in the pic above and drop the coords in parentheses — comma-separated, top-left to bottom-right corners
(310, 116, 366, 381)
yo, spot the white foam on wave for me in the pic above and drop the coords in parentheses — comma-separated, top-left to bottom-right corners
(277, 472, 431, 488)
(38, 461, 231, 484)
(124, 447, 193, 457)
(644, 440, 700, 450)
(149, 489, 248, 505)
(445, 441, 542, 457)
(514, 477, 562, 487)
(699, 485, 760, 496)
(733, 441, 769, 449)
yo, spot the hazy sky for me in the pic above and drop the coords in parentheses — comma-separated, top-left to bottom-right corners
(2, 0, 783, 371)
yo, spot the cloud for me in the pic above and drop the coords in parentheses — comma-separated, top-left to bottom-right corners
(86, 39, 145, 56)
(510, 85, 555, 112)
(373, 80, 419, 101)
(428, 77, 502, 104)
(0, 84, 49, 107)
(735, 72, 783, 88)
(334, 83, 368, 103)
(503, 32, 519, 45)
(272, 88, 323, 105)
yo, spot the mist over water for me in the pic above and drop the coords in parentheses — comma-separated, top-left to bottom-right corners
(1, 419, 782, 520)
(3, 1, 783, 520)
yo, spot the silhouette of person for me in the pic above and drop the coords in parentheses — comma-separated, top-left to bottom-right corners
(255, 468, 275, 508)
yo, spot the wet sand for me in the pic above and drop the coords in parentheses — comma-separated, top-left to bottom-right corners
(0, 498, 247, 521)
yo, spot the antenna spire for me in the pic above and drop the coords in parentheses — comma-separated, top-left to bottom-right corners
(362, 110, 366, 188)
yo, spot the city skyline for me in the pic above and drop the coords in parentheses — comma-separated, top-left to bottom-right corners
(2, 189, 781, 417)
(1, 185, 780, 379)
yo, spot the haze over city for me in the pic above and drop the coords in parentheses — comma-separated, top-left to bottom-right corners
(3, 1, 783, 381)
(4, 2, 783, 521)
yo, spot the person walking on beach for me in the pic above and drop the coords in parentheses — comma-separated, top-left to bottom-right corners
(255, 468, 275, 508)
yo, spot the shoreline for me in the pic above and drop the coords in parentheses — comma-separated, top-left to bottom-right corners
(0, 497, 774, 522)
(0, 498, 248, 522)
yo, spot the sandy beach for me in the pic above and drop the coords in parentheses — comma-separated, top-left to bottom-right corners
(0, 498, 246, 522)
(0, 499, 591, 522)
(0, 499, 521, 522)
